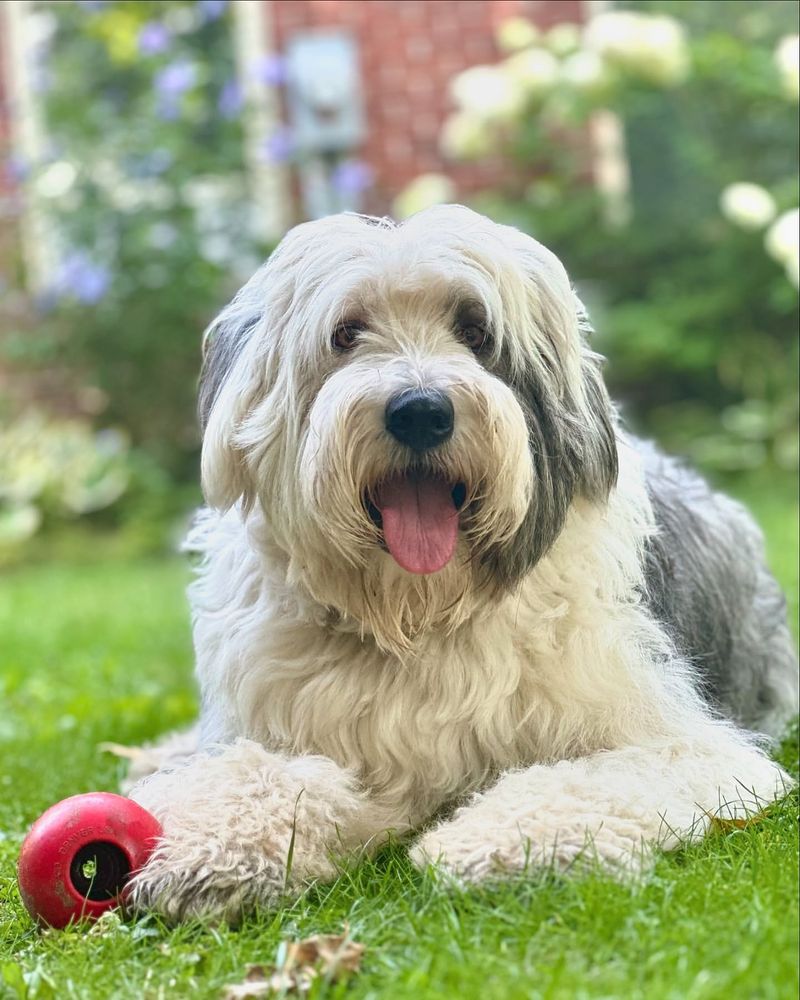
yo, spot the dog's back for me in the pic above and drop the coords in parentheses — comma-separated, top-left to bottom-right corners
(641, 441, 798, 737)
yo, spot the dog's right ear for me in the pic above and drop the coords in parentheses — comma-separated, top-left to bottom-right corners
(198, 304, 262, 512)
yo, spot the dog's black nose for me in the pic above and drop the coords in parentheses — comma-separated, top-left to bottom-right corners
(385, 390, 454, 452)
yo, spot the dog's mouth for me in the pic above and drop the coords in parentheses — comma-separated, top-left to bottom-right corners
(367, 477, 467, 575)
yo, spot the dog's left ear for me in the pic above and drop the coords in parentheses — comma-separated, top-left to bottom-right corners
(513, 245, 619, 505)
(487, 262, 620, 585)
(198, 302, 263, 511)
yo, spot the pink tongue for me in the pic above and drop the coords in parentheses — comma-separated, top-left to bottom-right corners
(375, 476, 459, 575)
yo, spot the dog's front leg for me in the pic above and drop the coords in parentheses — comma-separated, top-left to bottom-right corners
(411, 728, 790, 881)
(126, 740, 393, 921)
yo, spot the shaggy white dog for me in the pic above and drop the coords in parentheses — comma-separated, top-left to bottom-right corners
(127, 206, 798, 921)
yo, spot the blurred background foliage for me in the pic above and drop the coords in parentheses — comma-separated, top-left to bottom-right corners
(453, 0, 799, 477)
(0, 0, 797, 565)
(2, 0, 260, 560)
(11, 0, 259, 469)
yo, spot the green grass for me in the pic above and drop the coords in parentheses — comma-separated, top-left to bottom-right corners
(0, 481, 797, 1000)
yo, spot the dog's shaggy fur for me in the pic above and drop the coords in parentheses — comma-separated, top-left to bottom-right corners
(127, 206, 798, 921)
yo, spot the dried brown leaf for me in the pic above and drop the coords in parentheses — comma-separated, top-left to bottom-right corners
(706, 804, 773, 835)
(221, 928, 364, 999)
(221, 965, 285, 1000)
(708, 814, 760, 834)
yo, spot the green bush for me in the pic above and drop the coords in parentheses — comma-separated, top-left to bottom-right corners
(432, 0, 799, 473)
(3, 0, 266, 480)
(0, 410, 200, 564)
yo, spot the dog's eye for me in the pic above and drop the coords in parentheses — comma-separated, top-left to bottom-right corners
(332, 323, 361, 352)
(459, 323, 491, 353)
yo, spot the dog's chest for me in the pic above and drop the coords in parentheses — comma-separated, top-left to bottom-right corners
(193, 502, 644, 817)
(234, 609, 566, 817)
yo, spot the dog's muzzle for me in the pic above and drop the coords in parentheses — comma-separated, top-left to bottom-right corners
(375, 390, 464, 575)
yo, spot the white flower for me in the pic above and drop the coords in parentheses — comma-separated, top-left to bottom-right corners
(585, 11, 639, 53)
(164, 5, 202, 34)
(584, 11, 689, 87)
(110, 180, 174, 213)
(440, 112, 492, 160)
(764, 208, 798, 261)
(393, 174, 455, 220)
(35, 161, 77, 199)
(719, 183, 777, 230)
(0, 504, 41, 546)
(503, 48, 560, 97)
(62, 469, 129, 515)
(182, 175, 243, 203)
(765, 209, 799, 288)
(560, 50, 609, 95)
(24, 10, 57, 48)
(89, 159, 124, 190)
(495, 17, 539, 53)
(0, 451, 48, 502)
(110, 183, 144, 213)
(545, 23, 581, 56)
(775, 35, 799, 101)
(88, 161, 174, 212)
(449, 64, 524, 121)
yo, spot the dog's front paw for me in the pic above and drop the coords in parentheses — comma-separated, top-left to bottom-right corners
(410, 797, 651, 883)
(124, 741, 375, 922)
(128, 833, 285, 923)
(409, 819, 556, 883)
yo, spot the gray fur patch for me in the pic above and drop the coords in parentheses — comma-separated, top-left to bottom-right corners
(352, 213, 398, 230)
(486, 350, 618, 585)
(641, 442, 798, 736)
(198, 314, 260, 433)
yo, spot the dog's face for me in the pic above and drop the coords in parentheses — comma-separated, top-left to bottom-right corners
(199, 205, 618, 653)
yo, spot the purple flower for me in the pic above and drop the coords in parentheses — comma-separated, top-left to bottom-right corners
(56, 252, 111, 305)
(74, 270, 109, 305)
(251, 54, 286, 87)
(138, 22, 171, 56)
(331, 159, 374, 196)
(197, 0, 227, 20)
(4, 155, 30, 184)
(155, 60, 197, 97)
(154, 61, 197, 119)
(217, 78, 242, 119)
(260, 127, 295, 163)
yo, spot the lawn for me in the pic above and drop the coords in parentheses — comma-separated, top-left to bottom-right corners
(0, 478, 797, 1000)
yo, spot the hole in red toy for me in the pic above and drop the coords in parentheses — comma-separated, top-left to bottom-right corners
(69, 841, 131, 901)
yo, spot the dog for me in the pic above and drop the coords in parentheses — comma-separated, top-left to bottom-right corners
(127, 205, 798, 921)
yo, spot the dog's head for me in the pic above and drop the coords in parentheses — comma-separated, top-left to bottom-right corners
(199, 205, 618, 653)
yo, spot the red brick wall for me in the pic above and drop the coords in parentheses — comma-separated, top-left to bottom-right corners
(269, 0, 584, 215)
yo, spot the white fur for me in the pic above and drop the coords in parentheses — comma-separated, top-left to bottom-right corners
(128, 206, 791, 920)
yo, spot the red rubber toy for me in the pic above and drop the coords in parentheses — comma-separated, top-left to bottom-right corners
(17, 792, 162, 928)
